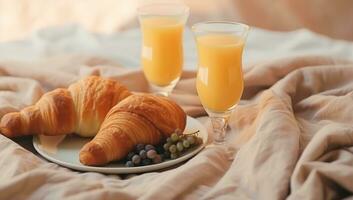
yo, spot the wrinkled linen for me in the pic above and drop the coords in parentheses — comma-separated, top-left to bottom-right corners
(0, 55, 352, 200)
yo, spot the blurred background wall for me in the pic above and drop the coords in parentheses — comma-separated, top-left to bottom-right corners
(0, 0, 352, 42)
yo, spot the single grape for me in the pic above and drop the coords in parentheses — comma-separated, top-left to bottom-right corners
(132, 155, 141, 165)
(126, 152, 135, 161)
(187, 136, 196, 145)
(145, 144, 155, 151)
(183, 140, 190, 148)
(176, 142, 184, 152)
(170, 152, 179, 159)
(125, 161, 134, 167)
(166, 137, 172, 143)
(136, 144, 145, 152)
(139, 150, 147, 159)
(171, 133, 179, 142)
(169, 144, 177, 153)
(153, 154, 162, 164)
(147, 149, 157, 159)
(142, 158, 152, 166)
(163, 143, 171, 151)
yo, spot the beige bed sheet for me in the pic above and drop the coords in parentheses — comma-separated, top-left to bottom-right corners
(0, 55, 352, 199)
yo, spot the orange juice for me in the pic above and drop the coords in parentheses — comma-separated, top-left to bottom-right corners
(196, 34, 245, 112)
(141, 17, 184, 86)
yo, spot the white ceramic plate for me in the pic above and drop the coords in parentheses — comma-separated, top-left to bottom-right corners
(33, 116, 207, 174)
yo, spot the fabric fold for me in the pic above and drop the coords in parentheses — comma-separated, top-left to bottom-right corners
(0, 55, 352, 199)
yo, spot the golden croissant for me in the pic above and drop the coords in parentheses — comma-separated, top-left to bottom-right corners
(0, 76, 131, 137)
(79, 94, 187, 166)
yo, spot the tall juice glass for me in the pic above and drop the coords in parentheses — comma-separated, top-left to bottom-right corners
(138, 3, 189, 96)
(192, 22, 249, 144)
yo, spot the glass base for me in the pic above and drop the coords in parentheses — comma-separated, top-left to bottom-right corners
(148, 77, 180, 97)
(206, 108, 238, 160)
(213, 137, 226, 145)
(206, 108, 233, 145)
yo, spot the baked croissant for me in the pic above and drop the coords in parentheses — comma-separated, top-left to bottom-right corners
(0, 76, 131, 137)
(79, 94, 186, 166)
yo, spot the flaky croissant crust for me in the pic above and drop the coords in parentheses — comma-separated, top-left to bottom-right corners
(79, 94, 187, 166)
(0, 76, 131, 137)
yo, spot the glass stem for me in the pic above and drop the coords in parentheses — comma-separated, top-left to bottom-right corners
(210, 115, 230, 144)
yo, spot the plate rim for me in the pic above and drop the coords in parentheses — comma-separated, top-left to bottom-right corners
(33, 116, 207, 174)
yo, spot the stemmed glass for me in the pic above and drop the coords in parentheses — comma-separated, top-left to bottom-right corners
(192, 22, 249, 144)
(138, 3, 189, 96)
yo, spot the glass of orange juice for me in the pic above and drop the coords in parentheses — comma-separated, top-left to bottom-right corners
(192, 22, 250, 144)
(138, 3, 189, 96)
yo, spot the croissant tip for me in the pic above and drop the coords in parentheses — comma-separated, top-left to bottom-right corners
(0, 112, 23, 138)
(79, 145, 107, 166)
(0, 126, 13, 138)
(79, 152, 96, 166)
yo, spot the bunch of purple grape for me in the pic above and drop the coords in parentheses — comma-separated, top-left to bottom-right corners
(125, 144, 163, 167)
